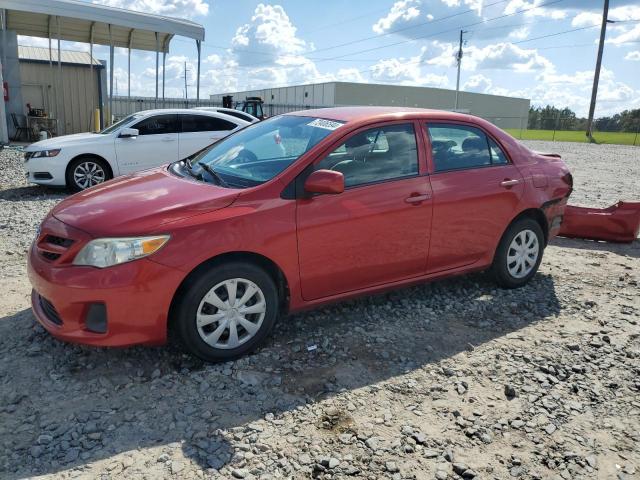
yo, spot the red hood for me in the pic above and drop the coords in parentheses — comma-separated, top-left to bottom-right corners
(52, 167, 239, 237)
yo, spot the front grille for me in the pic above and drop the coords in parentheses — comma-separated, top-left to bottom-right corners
(39, 296, 63, 325)
(38, 234, 74, 262)
(44, 235, 74, 248)
(41, 251, 62, 261)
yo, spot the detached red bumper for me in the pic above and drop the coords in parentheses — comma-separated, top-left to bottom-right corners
(28, 243, 186, 347)
(559, 201, 640, 243)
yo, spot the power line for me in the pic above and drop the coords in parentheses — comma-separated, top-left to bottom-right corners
(191, 0, 569, 78)
(513, 24, 600, 44)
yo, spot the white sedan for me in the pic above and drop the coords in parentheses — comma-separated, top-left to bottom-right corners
(23, 109, 251, 190)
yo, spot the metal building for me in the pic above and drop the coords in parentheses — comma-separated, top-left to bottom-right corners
(211, 81, 531, 129)
(0, 0, 205, 143)
(18, 46, 106, 135)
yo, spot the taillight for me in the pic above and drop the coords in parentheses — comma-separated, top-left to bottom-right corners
(562, 172, 573, 188)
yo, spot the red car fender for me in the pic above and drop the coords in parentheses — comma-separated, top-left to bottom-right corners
(559, 201, 640, 243)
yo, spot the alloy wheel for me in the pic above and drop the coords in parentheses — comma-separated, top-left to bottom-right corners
(507, 229, 539, 279)
(195, 278, 266, 349)
(73, 161, 106, 189)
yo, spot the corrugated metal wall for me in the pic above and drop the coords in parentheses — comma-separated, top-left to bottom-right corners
(110, 96, 221, 120)
(334, 83, 530, 129)
(211, 82, 530, 129)
(210, 82, 335, 115)
(19, 62, 101, 134)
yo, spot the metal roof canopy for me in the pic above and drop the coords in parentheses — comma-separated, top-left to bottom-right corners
(0, 0, 205, 134)
(0, 0, 203, 52)
(18, 45, 103, 66)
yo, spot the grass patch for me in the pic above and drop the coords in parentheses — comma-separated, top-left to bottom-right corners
(504, 129, 639, 146)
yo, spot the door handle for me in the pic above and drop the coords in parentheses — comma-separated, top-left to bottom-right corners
(500, 179, 521, 188)
(161, 137, 175, 142)
(405, 193, 431, 204)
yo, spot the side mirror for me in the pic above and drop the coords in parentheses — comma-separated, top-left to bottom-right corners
(304, 169, 345, 195)
(119, 128, 139, 138)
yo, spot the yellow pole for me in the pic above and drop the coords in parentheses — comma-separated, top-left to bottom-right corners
(94, 108, 101, 132)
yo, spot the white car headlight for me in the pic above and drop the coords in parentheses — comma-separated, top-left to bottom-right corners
(28, 149, 61, 159)
(73, 235, 170, 268)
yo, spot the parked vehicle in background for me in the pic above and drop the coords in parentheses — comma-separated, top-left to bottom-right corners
(222, 95, 266, 120)
(23, 109, 251, 190)
(28, 107, 572, 362)
(193, 107, 259, 124)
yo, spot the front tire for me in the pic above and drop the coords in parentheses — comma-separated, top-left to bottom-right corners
(491, 218, 544, 289)
(173, 262, 280, 362)
(66, 157, 111, 191)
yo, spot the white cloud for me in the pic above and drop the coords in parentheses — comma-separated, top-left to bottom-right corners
(463, 74, 492, 93)
(373, 0, 423, 34)
(425, 41, 554, 73)
(335, 68, 366, 83)
(93, 0, 209, 18)
(625, 51, 640, 61)
(372, 0, 547, 41)
(231, 4, 307, 66)
(369, 48, 449, 87)
(533, 68, 640, 116)
(607, 24, 640, 45)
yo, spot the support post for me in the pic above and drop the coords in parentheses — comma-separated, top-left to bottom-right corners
(48, 16, 55, 121)
(162, 51, 166, 105)
(89, 22, 95, 131)
(196, 39, 201, 106)
(155, 32, 159, 108)
(57, 16, 65, 135)
(108, 24, 114, 126)
(128, 29, 133, 114)
(0, 10, 7, 144)
(586, 0, 610, 142)
(161, 35, 172, 108)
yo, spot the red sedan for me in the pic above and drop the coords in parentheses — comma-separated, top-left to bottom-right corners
(28, 107, 572, 362)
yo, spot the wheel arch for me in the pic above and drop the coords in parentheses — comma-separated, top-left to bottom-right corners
(492, 207, 549, 265)
(66, 153, 115, 181)
(510, 208, 549, 245)
(167, 251, 290, 332)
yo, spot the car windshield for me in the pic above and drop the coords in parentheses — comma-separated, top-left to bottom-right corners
(190, 115, 344, 187)
(98, 114, 141, 134)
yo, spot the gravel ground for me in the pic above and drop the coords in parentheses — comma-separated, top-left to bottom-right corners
(0, 141, 638, 480)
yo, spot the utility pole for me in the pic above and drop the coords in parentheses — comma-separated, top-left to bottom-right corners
(586, 0, 611, 142)
(454, 30, 467, 111)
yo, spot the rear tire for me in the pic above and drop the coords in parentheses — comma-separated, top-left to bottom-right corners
(66, 156, 111, 191)
(491, 218, 544, 289)
(173, 262, 279, 362)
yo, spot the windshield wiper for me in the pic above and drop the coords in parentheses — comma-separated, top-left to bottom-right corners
(198, 162, 229, 188)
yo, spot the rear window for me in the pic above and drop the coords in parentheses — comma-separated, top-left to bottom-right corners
(181, 114, 237, 132)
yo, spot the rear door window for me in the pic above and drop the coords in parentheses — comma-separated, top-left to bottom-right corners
(427, 124, 493, 172)
(181, 114, 237, 133)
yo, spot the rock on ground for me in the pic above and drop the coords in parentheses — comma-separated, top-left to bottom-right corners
(0, 142, 638, 479)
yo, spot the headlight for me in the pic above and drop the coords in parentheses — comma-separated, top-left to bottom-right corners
(28, 149, 61, 159)
(73, 235, 170, 268)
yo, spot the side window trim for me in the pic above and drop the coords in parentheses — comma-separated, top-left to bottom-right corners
(132, 113, 178, 136)
(425, 121, 512, 174)
(313, 122, 421, 190)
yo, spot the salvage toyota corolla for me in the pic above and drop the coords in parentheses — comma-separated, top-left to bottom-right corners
(28, 107, 573, 362)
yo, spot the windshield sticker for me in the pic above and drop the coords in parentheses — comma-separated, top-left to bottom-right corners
(307, 119, 343, 130)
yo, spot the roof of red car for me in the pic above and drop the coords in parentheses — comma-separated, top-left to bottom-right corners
(287, 106, 472, 123)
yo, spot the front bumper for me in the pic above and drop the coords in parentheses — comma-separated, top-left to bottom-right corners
(27, 218, 186, 347)
(23, 154, 67, 186)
